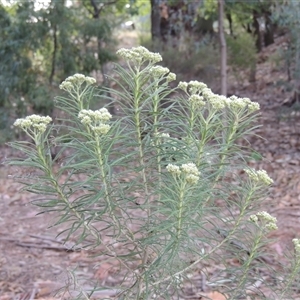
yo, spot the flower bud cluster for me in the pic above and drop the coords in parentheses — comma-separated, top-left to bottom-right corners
(151, 132, 170, 146)
(166, 164, 181, 176)
(292, 238, 300, 256)
(14, 115, 52, 134)
(178, 80, 207, 95)
(155, 132, 170, 138)
(78, 108, 112, 135)
(149, 66, 176, 82)
(116, 46, 162, 64)
(188, 81, 208, 95)
(228, 95, 260, 113)
(206, 92, 227, 110)
(167, 162, 200, 185)
(150, 66, 169, 77)
(250, 211, 278, 231)
(59, 74, 96, 91)
(166, 72, 176, 82)
(178, 81, 188, 92)
(155, 132, 170, 139)
(189, 95, 205, 108)
(244, 168, 273, 185)
(178, 80, 260, 113)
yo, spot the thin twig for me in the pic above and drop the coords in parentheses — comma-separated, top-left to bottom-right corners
(29, 234, 64, 244)
(28, 288, 37, 300)
(0, 237, 78, 251)
(16, 242, 78, 251)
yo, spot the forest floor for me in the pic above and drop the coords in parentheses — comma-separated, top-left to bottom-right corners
(1, 31, 300, 300)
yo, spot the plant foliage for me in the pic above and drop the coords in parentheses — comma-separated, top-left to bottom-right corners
(6, 46, 300, 300)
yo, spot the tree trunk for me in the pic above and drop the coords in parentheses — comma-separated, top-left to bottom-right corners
(264, 11, 274, 47)
(218, 0, 227, 96)
(226, 12, 233, 36)
(89, 0, 115, 114)
(150, 0, 161, 50)
(49, 24, 57, 85)
(253, 10, 262, 52)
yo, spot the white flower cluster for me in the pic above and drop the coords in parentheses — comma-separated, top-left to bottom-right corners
(78, 108, 112, 135)
(79, 108, 112, 122)
(228, 95, 260, 113)
(154, 132, 170, 139)
(250, 211, 278, 231)
(166, 162, 200, 185)
(14, 115, 52, 134)
(178, 81, 188, 92)
(203, 89, 227, 110)
(59, 74, 96, 91)
(166, 164, 181, 176)
(166, 72, 176, 82)
(91, 124, 111, 135)
(149, 66, 176, 82)
(244, 168, 273, 185)
(155, 132, 170, 139)
(150, 66, 170, 77)
(292, 238, 300, 256)
(188, 81, 208, 95)
(178, 80, 207, 95)
(151, 132, 170, 146)
(116, 46, 162, 64)
(188, 95, 205, 108)
(177, 80, 260, 113)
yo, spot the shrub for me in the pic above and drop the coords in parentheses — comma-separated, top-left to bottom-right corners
(7, 46, 300, 299)
(227, 33, 257, 84)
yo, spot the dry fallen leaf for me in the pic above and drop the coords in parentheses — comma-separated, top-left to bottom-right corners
(205, 291, 227, 300)
(34, 280, 63, 297)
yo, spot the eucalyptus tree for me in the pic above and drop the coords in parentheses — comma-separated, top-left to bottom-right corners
(0, 0, 126, 140)
(0, 1, 50, 121)
(273, 0, 300, 105)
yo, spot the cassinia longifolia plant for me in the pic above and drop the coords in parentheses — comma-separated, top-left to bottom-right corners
(7, 46, 300, 299)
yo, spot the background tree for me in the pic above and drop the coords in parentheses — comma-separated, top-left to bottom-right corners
(230, 0, 275, 52)
(273, 0, 300, 105)
(0, 1, 51, 121)
(150, 0, 201, 47)
(150, 0, 161, 49)
(146, 0, 276, 87)
(0, 0, 124, 140)
(218, 0, 227, 96)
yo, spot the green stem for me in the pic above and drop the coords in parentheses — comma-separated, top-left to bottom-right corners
(152, 83, 162, 198)
(94, 135, 135, 242)
(133, 71, 151, 299)
(188, 104, 196, 139)
(95, 136, 112, 211)
(36, 142, 99, 240)
(176, 181, 186, 243)
(202, 116, 239, 206)
(196, 117, 208, 166)
(279, 255, 300, 299)
(140, 194, 250, 293)
(230, 230, 263, 299)
(196, 109, 219, 166)
(35, 138, 131, 273)
(76, 86, 84, 110)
